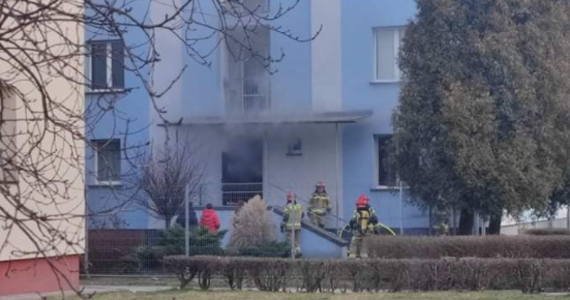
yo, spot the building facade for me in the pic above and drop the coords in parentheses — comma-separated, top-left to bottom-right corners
(0, 2, 85, 295)
(86, 0, 429, 246)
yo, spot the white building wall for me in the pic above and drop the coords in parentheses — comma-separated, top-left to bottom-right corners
(265, 124, 342, 225)
(0, 3, 85, 261)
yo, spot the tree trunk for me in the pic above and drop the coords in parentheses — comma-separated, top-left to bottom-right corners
(487, 213, 502, 235)
(165, 216, 173, 229)
(458, 209, 474, 235)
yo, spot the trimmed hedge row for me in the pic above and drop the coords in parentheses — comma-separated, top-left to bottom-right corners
(366, 236, 570, 259)
(164, 256, 570, 293)
(524, 228, 570, 236)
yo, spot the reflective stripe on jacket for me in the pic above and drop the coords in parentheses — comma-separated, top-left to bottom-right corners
(309, 193, 330, 214)
(284, 203, 303, 230)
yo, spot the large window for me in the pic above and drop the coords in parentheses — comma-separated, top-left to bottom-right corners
(94, 139, 121, 183)
(89, 40, 125, 90)
(376, 135, 397, 187)
(374, 27, 405, 82)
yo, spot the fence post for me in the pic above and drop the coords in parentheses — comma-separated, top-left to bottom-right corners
(567, 205, 570, 229)
(399, 180, 404, 235)
(452, 209, 457, 236)
(185, 184, 190, 256)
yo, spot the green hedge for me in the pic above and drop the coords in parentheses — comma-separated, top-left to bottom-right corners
(365, 236, 570, 259)
(163, 256, 570, 293)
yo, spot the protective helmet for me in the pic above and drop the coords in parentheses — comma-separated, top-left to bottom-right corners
(356, 194, 370, 208)
(287, 192, 296, 202)
(316, 181, 326, 188)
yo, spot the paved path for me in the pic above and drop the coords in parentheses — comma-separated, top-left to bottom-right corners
(0, 285, 172, 300)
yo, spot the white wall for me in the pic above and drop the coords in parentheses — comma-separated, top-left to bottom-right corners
(0, 2, 85, 261)
(265, 124, 342, 224)
(502, 218, 569, 236)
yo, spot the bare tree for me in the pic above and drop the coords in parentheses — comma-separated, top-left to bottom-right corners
(0, 0, 316, 297)
(136, 142, 203, 228)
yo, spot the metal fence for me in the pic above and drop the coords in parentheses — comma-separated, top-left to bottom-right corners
(85, 226, 295, 275)
(84, 181, 434, 276)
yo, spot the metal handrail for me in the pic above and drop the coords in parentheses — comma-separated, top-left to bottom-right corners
(267, 182, 351, 231)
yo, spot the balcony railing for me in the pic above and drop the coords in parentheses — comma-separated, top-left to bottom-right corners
(222, 182, 263, 206)
(227, 78, 270, 114)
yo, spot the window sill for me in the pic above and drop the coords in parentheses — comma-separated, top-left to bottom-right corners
(86, 88, 128, 95)
(370, 80, 401, 84)
(89, 181, 122, 188)
(371, 185, 399, 192)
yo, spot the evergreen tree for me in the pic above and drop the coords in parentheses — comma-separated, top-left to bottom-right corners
(393, 0, 570, 234)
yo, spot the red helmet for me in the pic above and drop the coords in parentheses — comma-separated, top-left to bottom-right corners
(316, 181, 326, 188)
(287, 192, 296, 202)
(356, 194, 370, 208)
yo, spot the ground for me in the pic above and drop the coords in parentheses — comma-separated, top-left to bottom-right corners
(53, 290, 569, 300)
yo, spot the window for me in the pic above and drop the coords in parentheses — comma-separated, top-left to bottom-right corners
(286, 138, 302, 156)
(88, 40, 125, 90)
(374, 27, 405, 82)
(376, 135, 397, 187)
(0, 93, 18, 183)
(94, 139, 121, 183)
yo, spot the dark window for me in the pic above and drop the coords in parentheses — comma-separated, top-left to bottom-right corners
(111, 42, 125, 88)
(89, 41, 124, 90)
(94, 139, 121, 182)
(378, 135, 396, 186)
(91, 43, 107, 89)
(221, 138, 263, 205)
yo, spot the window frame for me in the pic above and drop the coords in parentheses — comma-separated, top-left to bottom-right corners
(93, 139, 122, 186)
(372, 27, 405, 84)
(86, 40, 126, 94)
(373, 134, 398, 190)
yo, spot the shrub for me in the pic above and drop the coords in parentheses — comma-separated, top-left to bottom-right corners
(235, 241, 291, 258)
(163, 255, 225, 289)
(163, 256, 570, 293)
(228, 196, 279, 254)
(524, 228, 570, 236)
(366, 235, 570, 259)
(160, 225, 226, 256)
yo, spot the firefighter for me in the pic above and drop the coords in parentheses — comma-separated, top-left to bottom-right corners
(281, 192, 304, 258)
(348, 194, 378, 259)
(309, 181, 331, 228)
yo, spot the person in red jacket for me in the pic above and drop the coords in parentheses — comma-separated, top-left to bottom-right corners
(200, 203, 221, 233)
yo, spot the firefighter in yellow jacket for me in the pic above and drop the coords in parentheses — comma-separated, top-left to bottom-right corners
(348, 194, 378, 259)
(309, 181, 331, 228)
(281, 192, 304, 258)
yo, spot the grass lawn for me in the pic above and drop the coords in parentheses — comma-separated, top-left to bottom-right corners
(69, 290, 569, 300)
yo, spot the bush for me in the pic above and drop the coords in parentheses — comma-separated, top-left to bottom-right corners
(160, 225, 226, 256)
(228, 196, 280, 255)
(122, 245, 168, 273)
(236, 241, 291, 258)
(119, 227, 226, 275)
(524, 228, 570, 236)
(163, 256, 570, 293)
(365, 235, 570, 259)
